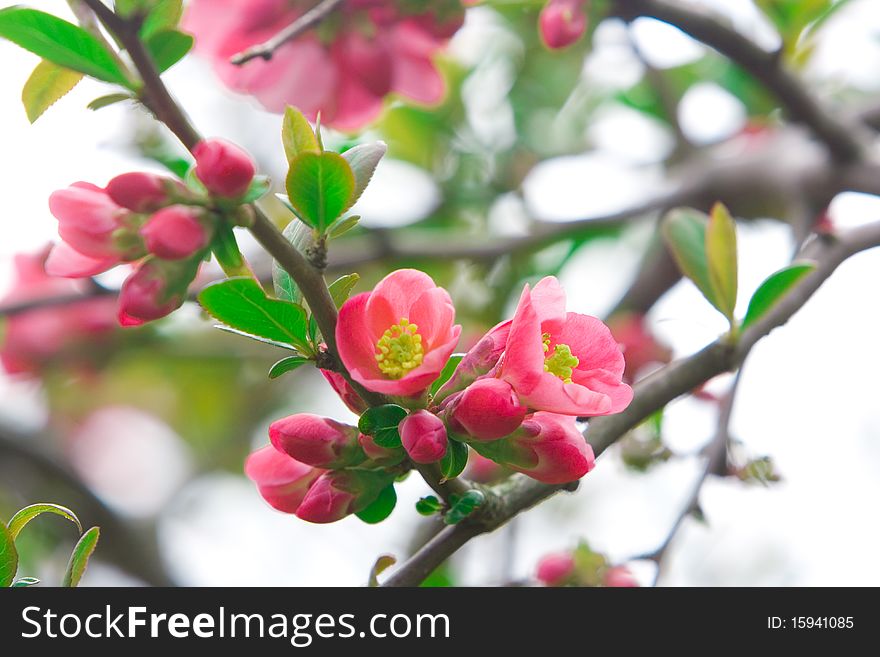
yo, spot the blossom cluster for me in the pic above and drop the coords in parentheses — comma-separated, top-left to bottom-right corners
(536, 550, 639, 587)
(248, 269, 634, 523)
(44, 139, 257, 326)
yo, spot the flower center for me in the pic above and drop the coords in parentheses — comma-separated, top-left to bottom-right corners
(375, 318, 424, 379)
(543, 333, 579, 384)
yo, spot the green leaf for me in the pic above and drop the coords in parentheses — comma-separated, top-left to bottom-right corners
(415, 495, 443, 516)
(216, 325, 301, 352)
(429, 354, 465, 397)
(328, 273, 360, 308)
(0, 7, 131, 88)
(341, 141, 387, 211)
(328, 214, 361, 239)
(358, 405, 408, 449)
(272, 219, 309, 304)
(140, 0, 183, 39)
(21, 59, 83, 123)
(282, 106, 320, 162)
(8, 503, 82, 540)
(241, 176, 270, 204)
(440, 439, 469, 481)
(268, 356, 310, 379)
(87, 92, 133, 111)
(355, 485, 397, 524)
(0, 522, 18, 587)
(367, 554, 397, 587)
(12, 577, 40, 587)
(662, 209, 728, 316)
(62, 526, 100, 588)
(741, 262, 816, 329)
(199, 277, 312, 353)
(144, 29, 193, 72)
(706, 202, 738, 323)
(444, 490, 485, 525)
(286, 151, 356, 233)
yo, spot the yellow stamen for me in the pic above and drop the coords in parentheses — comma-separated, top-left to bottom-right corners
(375, 318, 424, 379)
(543, 333, 579, 384)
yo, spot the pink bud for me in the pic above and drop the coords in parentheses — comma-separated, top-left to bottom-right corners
(269, 414, 365, 469)
(399, 410, 448, 464)
(245, 445, 323, 514)
(321, 368, 369, 414)
(140, 206, 212, 260)
(117, 258, 191, 327)
(48, 182, 136, 261)
(604, 565, 639, 587)
(539, 0, 588, 50)
(296, 470, 392, 524)
(449, 377, 526, 441)
(193, 138, 256, 199)
(106, 172, 179, 213)
(434, 320, 511, 404)
(536, 553, 576, 586)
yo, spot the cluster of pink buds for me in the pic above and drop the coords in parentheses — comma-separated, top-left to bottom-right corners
(248, 269, 633, 524)
(45, 139, 257, 326)
(536, 548, 639, 587)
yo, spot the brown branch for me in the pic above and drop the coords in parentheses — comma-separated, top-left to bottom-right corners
(230, 0, 344, 66)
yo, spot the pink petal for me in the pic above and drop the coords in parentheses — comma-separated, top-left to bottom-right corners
(556, 312, 626, 379)
(531, 276, 568, 324)
(500, 284, 547, 395)
(522, 373, 612, 416)
(408, 286, 456, 349)
(44, 243, 117, 278)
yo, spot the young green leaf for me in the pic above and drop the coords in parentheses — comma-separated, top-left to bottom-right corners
(21, 60, 83, 123)
(355, 485, 397, 524)
(62, 527, 100, 588)
(358, 405, 408, 449)
(199, 277, 312, 353)
(144, 29, 193, 72)
(0, 522, 18, 587)
(341, 141, 387, 211)
(328, 214, 361, 239)
(282, 106, 320, 162)
(8, 503, 82, 540)
(0, 8, 131, 88)
(741, 262, 816, 329)
(12, 577, 40, 587)
(706, 202, 738, 323)
(440, 439, 469, 481)
(268, 356, 310, 379)
(429, 354, 465, 397)
(415, 495, 443, 516)
(87, 92, 133, 111)
(328, 273, 360, 308)
(444, 489, 485, 525)
(367, 554, 397, 587)
(286, 151, 356, 232)
(140, 0, 184, 39)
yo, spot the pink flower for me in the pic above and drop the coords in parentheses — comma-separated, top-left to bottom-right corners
(106, 172, 181, 213)
(140, 206, 212, 260)
(269, 413, 366, 469)
(184, 0, 465, 131)
(500, 277, 632, 416)
(536, 552, 575, 586)
(0, 247, 116, 375)
(539, 0, 588, 49)
(296, 470, 393, 524)
(193, 138, 256, 199)
(117, 258, 193, 327)
(336, 269, 461, 397)
(399, 410, 447, 463)
(245, 445, 323, 513)
(604, 565, 639, 587)
(447, 377, 527, 441)
(47, 182, 142, 276)
(608, 312, 672, 383)
(475, 412, 595, 484)
(321, 368, 369, 415)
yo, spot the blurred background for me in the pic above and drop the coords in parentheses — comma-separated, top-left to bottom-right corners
(2, 0, 880, 586)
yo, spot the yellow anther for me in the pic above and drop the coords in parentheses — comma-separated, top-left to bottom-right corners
(543, 339, 579, 384)
(375, 318, 425, 379)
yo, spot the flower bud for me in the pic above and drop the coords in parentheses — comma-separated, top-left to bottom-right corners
(49, 182, 138, 262)
(321, 369, 369, 414)
(536, 552, 576, 586)
(434, 321, 511, 404)
(448, 377, 526, 441)
(359, 433, 405, 466)
(269, 413, 366, 469)
(296, 470, 393, 524)
(106, 172, 180, 213)
(539, 0, 588, 50)
(140, 206, 212, 260)
(117, 257, 197, 327)
(604, 565, 639, 587)
(245, 445, 322, 514)
(193, 138, 256, 199)
(399, 410, 447, 464)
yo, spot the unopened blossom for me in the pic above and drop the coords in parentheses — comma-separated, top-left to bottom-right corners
(336, 269, 461, 397)
(604, 565, 639, 587)
(399, 410, 447, 463)
(296, 470, 394, 524)
(193, 138, 256, 199)
(140, 206, 213, 260)
(117, 258, 197, 327)
(245, 445, 323, 513)
(539, 0, 588, 49)
(536, 552, 576, 586)
(106, 172, 184, 213)
(447, 377, 526, 441)
(269, 413, 366, 469)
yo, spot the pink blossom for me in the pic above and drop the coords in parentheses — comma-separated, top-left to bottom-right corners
(117, 259, 192, 327)
(336, 269, 461, 397)
(269, 413, 365, 469)
(296, 470, 393, 524)
(608, 312, 671, 383)
(539, 0, 588, 49)
(140, 206, 212, 260)
(0, 247, 116, 375)
(193, 138, 256, 199)
(184, 0, 465, 131)
(245, 445, 323, 513)
(604, 565, 639, 587)
(500, 277, 632, 416)
(106, 172, 181, 213)
(321, 368, 369, 414)
(536, 552, 575, 586)
(447, 377, 526, 441)
(399, 410, 447, 463)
